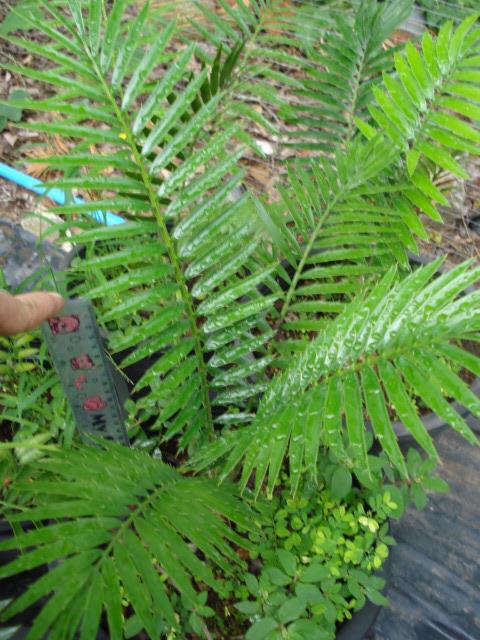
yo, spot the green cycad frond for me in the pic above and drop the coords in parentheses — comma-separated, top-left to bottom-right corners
(255, 13, 480, 360)
(0, 441, 254, 640)
(3, 0, 278, 445)
(361, 13, 480, 219)
(254, 136, 414, 360)
(193, 260, 480, 495)
(187, 0, 320, 151)
(283, 0, 412, 152)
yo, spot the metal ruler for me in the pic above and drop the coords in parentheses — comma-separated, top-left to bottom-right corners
(41, 298, 129, 445)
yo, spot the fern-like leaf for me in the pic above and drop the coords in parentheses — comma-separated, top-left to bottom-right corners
(361, 13, 480, 219)
(3, 0, 278, 448)
(193, 260, 480, 495)
(255, 136, 415, 361)
(283, 0, 413, 151)
(0, 441, 255, 640)
(188, 0, 316, 155)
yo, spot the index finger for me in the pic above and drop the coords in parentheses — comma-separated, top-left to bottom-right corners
(0, 291, 65, 336)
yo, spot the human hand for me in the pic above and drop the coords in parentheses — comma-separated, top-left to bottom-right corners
(0, 291, 64, 336)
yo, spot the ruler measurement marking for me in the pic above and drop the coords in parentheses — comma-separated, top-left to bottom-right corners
(42, 299, 129, 445)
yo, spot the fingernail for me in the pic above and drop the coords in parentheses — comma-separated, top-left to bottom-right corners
(49, 292, 64, 304)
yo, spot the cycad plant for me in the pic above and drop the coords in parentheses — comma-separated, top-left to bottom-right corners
(1, 0, 480, 638)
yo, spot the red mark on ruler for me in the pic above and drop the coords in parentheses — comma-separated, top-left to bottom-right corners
(71, 354, 95, 370)
(83, 396, 107, 411)
(48, 315, 80, 335)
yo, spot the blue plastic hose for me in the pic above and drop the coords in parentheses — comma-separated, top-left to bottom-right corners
(0, 161, 125, 226)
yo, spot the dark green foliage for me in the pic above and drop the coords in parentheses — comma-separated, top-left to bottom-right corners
(1, 0, 281, 448)
(283, 0, 413, 151)
(240, 478, 394, 638)
(258, 6, 480, 348)
(1, 1, 480, 638)
(254, 137, 410, 353)
(418, 0, 479, 29)
(195, 261, 480, 495)
(365, 14, 480, 180)
(0, 332, 74, 459)
(231, 448, 448, 640)
(0, 441, 255, 640)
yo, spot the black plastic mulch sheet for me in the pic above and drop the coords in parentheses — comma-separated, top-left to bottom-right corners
(371, 421, 480, 640)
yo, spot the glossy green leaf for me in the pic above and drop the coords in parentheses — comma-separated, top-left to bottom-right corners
(124, 27, 178, 111)
(378, 359, 437, 460)
(132, 42, 194, 134)
(400, 355, 479, 446)
(100, 0, 128, 72)
(112, 2, 150, 89)
(142, 68, 209, 156)
(343, 372, 370, 477)
(361, 365, 407, 478)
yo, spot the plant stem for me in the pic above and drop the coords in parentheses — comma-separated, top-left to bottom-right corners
(275, 190, 343, 331)
(345, 43, 367, 145)
(87, 58, 215, 434)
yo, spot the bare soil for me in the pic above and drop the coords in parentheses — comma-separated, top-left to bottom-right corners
(0, 177, 37, 223)
(1, 0, 55, 223)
